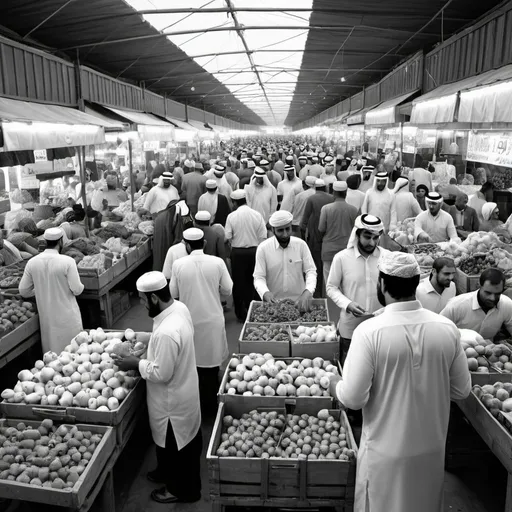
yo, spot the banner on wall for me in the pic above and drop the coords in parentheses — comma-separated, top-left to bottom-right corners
(20, 165, 40, 189)
(467, 131, 512, 167)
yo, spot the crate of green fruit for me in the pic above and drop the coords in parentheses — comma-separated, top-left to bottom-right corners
(290, 323, 339, 360)
(238, 323, 291, 357)
(247, 299, 329, 324)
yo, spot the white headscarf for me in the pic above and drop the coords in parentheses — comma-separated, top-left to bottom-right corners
(373, 172, 389, 191)
(393, 177, 409, 194)
(347, 214, 384, 249)
(482, 202, 498, 222)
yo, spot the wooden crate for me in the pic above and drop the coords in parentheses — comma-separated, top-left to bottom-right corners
(471, 371, 512, 386)
(238, 323, 291, 357)
(0, 315, 39, 359)
(111, 290, 131, 325)
(218, 354, 335, 408)
(79, 267, 115, 291)
(290, 322, 339, 360)
(112, 257, 128, 278)
(457, 391, 512, 473)
(247, 299, 330, 324)
(137, 240, 151, 259)
(0, 419, 116, 509)
(126, 248, 139, 268)
(456, 268, 479, 294)
(207, 400, 357, 504)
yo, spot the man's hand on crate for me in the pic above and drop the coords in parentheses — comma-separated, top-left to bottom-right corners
(112, 353, 140, 371)
(295, 289, 312, 313)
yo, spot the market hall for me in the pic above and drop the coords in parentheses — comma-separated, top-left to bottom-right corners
(0, 1, 511, 511)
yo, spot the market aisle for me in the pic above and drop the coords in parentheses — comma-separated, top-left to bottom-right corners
(113, 298, 499, 512)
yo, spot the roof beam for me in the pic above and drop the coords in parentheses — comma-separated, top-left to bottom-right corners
(22, 0, 76, 40)
(59, 25, 437, 50)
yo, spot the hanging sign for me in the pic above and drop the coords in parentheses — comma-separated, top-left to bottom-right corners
(20, 165, 40, 189)
(467, 131, 512, 167)
(143, 141, 160, 151)
(33, 149, 48, 162)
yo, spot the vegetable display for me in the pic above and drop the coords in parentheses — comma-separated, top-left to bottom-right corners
(249, 300, 328, 323)
(388, 218, 415, 246)
(223, 354, 338, 397)
(1, 328, 149, 410)
(0, 300, 36, 337)
(215, 409, 356, 460)
(242, 325, 290, 342)
(292, 325, 337, 344)
(0, 419, 103, 488)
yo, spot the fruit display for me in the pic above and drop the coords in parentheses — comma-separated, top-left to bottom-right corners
(388, 218, 415, 246)
(249, 300, 328, 323)
(460, 329, 492, 373)
(292, 324, 337, 344)
(491, 169, 512, 190)
(0, 276, 22, 289)
(0, 299, 37, 337)
(1, 328, 149, 410)
(473, 382, 512, 418)
(0, 419, 103, 488)
(459, 253, 497, 275)
(215, 408, 356, 460)
(242, 325, 290, 342)
(223, 354, 338, 397)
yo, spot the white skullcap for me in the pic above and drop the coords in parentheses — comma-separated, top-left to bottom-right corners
(136, 271, 168, 293)
(254, 167, 266, 176)
(426, 192, 443, 203)
(162, 171, 173, 179)
(183, 228, 204, 241)
(305, 176, 316, 186)
(285, 155, 294, 163)
(122, 177, 130, 186)
(195, 210, 211, 222)
(378, 252, 420, 278)
(231, 189, 246, 200)
(195, 162, 203, 170)
(312, 156, 319, 162)
(44, 227, 64, 241)
(247, 160, 256, 168)
(315, 179, 326, 187)
(184, 159, 193, 168)
(319, 152, 326, 159)
(333, 181, 347, 192)
(324, 155, 334, 163)
(214, 164, 225, 172)
(269, 210, 293, 228)
(206, 179, 217, 190)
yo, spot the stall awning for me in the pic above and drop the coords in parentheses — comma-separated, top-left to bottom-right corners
(458, 64, 512, 123)
(0, 97, 105, 151)
(102, 106, 174, 141)
(84, 105, 129, 131)
(187, 119, 212, 131)
(347, 106, 379, 125)
(165, 117, 195, 131)
(366, 90, 419, 126)
(210, 124, 227, 132)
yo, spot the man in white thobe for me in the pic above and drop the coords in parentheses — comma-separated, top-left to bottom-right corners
(162, 241, 188, 280)
(143, 173, 180, 216)
(415, 192, 459, 243)
(113, 271, 202, 504)
(277, 165, 302, 213)
(19, 228, 84, 354)
(245, 167, 278, 224)
(170, 228, 233, 416)
(253, 210, 317, 310)
(330, 252, 471, 512)
(393, 176, 422, 222)
(361, 172, 397, 232)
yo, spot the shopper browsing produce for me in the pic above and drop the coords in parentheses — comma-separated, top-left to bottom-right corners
(414, 192, 460, 243)
(19, 228, 84, 353)
(113, 271, 202, 504)
(416, 257, 457, 314)
(329, 251, 471, 512)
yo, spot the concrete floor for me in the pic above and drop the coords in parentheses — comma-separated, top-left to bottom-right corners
(109, 296, 506, 512)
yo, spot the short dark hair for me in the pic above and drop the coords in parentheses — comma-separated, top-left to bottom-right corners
(234, 197, 247, 206)
(481, 182, 494, 194)
(144, 286, 171, 303)
(334, 190, 347, 199)
(480, 268, 505, 287)
(316, 186, 326, 192)
(194, 219, 209, 227)
(433, 257, 455, 273)
(379, 271, 420, 300)
(186, 238, 204, 251)
(416, 184, 429, 194)
(46, 238, 61, 249)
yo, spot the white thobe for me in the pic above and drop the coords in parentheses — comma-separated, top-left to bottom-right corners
(414, 210, 458, 243)
(143, 185, 179, 215)
(162, 241, 188, 279)
(346, 189, 366, 212)
(197, 191, 219, 220)
(225, 205, 267, 248)
(326, 246, 387, 338)
(277, 178, 302, 213)
(19, 249, 84, 353)
(138, 300, 201, 450)
(292, 188, 315, 226)
(253, 236, 317, 300)
(245, 183, 277, 223)
(394, 189, 422, 222)
(441, 291, 512, 340)
(361, 188, 397, 231)
(170, 250, 233, 368)
(336, 301, 471, 512)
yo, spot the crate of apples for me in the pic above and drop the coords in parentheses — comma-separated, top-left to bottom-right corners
(290, 323, 339, 359)
(239, 324, 291, 357)
(0, 299, 37, 337)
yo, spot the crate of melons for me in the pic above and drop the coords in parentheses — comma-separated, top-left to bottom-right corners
(206, 400, 357, 503)
(0, 417, 115, 508)
(218, 353, 338, 408)
(0, 327, 149, 436)
(290, 322, 339, 360)
(238, 323, 291, 357)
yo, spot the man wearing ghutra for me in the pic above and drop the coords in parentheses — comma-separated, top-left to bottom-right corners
(414, 192, 459, 243)
(245, 167, 278, 224)
(197, 180, 231, 227)
(329, 252, 470, 512)
(326, 215, 387, 362)
(361, 172, 397, 232)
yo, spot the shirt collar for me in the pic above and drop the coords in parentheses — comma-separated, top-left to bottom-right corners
(384, 300, 423, 313)
(272, 237, 291, 251)
(153, 302, 176, 330)
(190, 249, 204, 256)
(353, 245, 380, 260)
(472, 290, 501, 312)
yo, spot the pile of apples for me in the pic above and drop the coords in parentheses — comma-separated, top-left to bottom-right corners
(223, 354, 338, 397)
(1, 328, 149, 410)
(292, 325, 337, 344)
(215, 408, 356, 460)
(460, 329, 493, 373)
(473, 382, 512, 417)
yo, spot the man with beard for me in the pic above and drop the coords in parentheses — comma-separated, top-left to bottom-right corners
(277, 165, 302, 213)
(361, 172, 397, 233)
(112, 271, 202, 504)
(416, 257, 456, 314)
(245, 167, 278, 225)
(254, 210, 316, 309)
(446, 192, 479, 239)
(297, 155, 308, 178)
(326, 215, 387, 362)
(441, 268, 512, 340)
(358, 165, 375, 193)
(329, 252, 470, 512)
(415, 192, 459, 243)
(143, 172, 180, 216)
(300, 179, 333, 297)
(170, 228, 233, 415)
(260, 158, 281, 189)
